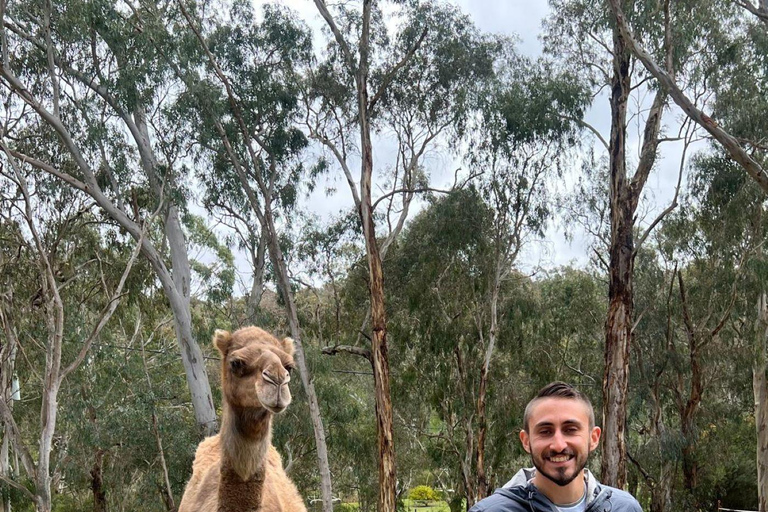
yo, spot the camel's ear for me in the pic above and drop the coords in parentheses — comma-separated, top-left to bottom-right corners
(213, 329, 232, 355)
(281, 337, 295, 357)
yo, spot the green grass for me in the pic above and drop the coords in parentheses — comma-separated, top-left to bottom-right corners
(334, 499, 451, 512)
(401, 499, 451, 512)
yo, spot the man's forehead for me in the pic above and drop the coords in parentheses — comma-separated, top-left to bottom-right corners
(529, 397, 591, 424)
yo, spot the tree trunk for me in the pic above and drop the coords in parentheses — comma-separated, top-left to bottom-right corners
(649, 385, 673, 512)
(164, 208, 218, 437)
(133, 111, 218, 437)
(755, 292, 768, 512)
(263, 203, 335, 512)
(475, 272, 501, 504)
(681, 380, 702, 496)
(0, 328, 16, 512)
(246, 234, 267, 325)
(601, 12, 633, 489)
(362, 207, 396, 512)
(360, 109, 397, 512)
(355, 6, 397, 509)
(650, 461, 673, 512)
(757, 292, 768, 512)
(91, 449, 107, 512)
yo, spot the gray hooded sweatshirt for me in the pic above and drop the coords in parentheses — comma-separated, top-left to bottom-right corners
(468, 468, 643, 512)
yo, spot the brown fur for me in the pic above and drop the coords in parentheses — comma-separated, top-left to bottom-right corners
(178, 327, 306, 512)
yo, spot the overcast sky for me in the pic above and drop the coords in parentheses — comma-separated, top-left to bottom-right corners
(242, 0, 701, 284)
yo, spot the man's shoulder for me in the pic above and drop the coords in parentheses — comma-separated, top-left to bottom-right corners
(468, 488, 528, 512)
(600, 484, 643, 511)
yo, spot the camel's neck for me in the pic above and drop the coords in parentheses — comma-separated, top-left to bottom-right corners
(220, 402, 272, 482)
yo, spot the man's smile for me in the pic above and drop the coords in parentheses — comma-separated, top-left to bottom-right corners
(547, 454, 573, 464)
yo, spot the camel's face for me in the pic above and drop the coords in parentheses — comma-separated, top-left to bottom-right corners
(214, 327, 296, 413)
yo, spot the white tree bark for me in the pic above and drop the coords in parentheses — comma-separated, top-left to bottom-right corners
(755, 293, 768, 512)
(0, 46, 219, 436)
(0, 152, 142, 511)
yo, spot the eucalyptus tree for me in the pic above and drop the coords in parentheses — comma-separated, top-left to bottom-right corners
(607, 1, 768, 195)
(545, 0, 717, 486)
(171, 3, 338, 510)
(386, 188, 603, 508)
(307, 3, 498, 508)
(736, 0, 768, 24)
(673, 150, 768, 510)
(0, 0, 220, 435)
(465, 57, 587, 502)
(0, 153, 140, 512)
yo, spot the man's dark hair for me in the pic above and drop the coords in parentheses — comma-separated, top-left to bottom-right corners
(523, 381, 595, 432)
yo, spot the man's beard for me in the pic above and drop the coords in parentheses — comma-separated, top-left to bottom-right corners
(530, 448, 589, 487)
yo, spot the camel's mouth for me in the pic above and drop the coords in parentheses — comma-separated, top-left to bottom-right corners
(264, 403, 288, 414)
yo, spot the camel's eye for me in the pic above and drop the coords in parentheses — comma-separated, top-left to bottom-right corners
(284, 364, 295, 375)
(230, 359, 247, 376)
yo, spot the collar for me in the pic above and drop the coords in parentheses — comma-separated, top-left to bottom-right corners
(503, 468, 602, 506)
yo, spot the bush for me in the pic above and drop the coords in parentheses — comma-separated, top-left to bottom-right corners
(408, 485, 440, 502)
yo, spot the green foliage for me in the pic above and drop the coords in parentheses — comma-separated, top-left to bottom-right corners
(408, 485, 440, 502)
(2, 2, 767, 511)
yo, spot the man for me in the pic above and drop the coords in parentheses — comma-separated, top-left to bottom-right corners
(469, 382, 642, 512)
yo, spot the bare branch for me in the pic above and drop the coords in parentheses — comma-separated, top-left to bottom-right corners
(635, 122, 691, 251)
(312, 0, 356, 74)
(321, 344, 372, 363)
(562, 114, 609, 151)
(735, 0, 768, 24)
(60, 223, 144, 381)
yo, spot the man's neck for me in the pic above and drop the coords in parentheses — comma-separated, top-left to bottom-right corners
(532, 471, 585, 506)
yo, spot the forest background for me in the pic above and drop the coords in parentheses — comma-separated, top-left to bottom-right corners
(2, 0, 768, 511)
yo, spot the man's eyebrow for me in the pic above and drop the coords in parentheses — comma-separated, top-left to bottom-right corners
(534, 419, 584, 428)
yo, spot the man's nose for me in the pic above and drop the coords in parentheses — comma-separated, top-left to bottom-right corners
(550, 430, 568, 452)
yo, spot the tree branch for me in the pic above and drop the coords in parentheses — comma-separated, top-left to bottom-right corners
(321, 344, 372, 363)
(635, 123, 690, 252)
(607, 0, 768, 194)
(736, 0, 768, 24)
(0, 473, 37, 503)
(312, 0, 356, 74)
(369, 26, 428, 111)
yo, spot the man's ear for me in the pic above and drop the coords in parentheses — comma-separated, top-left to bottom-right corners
(589, 426, 601, 452)
(282, 337, 295, 357)
(214, 329, 232, 356)
(519, 429, 532, 454)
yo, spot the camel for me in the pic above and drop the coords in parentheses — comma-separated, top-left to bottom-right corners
(178, 326, 307, 512)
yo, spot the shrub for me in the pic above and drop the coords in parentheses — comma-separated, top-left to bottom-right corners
(408, 485, 439, 502)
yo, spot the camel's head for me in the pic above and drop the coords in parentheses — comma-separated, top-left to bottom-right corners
(214, 326, 296, 414)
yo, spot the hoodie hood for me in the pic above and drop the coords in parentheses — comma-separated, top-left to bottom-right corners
(503, 468, 602, 505)
(490, 468, 612, 512)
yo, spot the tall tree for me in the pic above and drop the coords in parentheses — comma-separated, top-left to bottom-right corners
(172, 3, 337, 510)
(0, 151, 140, 512)
(545, 0, 705, 485)
(308, 2, 496, 508)
(0, 0, 219, 435)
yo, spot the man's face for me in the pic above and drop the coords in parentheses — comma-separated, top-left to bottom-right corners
(519, 397, 601, 487)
